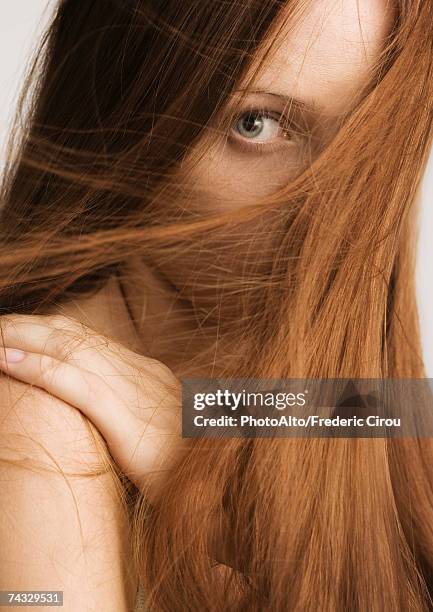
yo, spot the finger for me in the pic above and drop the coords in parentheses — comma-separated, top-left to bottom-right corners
(0, 315, 97, 358)
(0, 315, 180, 414)
(0, 314, 134, 375)
(0, 348, 135, 443)
(0, 347, 176, 490)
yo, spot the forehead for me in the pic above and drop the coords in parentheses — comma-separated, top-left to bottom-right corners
(248, 0, 394, 115)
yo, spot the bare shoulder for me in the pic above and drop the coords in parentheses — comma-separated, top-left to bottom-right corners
(0, 373, 109, 475)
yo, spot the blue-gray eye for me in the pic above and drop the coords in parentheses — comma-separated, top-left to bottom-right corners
(235, 111, 281, 142)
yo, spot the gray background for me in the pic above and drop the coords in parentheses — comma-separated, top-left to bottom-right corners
(0, 2, 431, 374)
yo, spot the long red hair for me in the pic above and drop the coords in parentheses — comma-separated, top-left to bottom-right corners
(1, 1, 433, 609)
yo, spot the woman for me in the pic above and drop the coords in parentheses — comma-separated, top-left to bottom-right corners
(0, 0, 432, 610)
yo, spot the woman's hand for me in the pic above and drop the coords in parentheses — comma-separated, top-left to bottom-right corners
(0, 314, 184, 502)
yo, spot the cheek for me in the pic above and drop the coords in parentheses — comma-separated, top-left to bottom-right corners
(155, 141, 298, 316)
(153, 210, 283, 322)
(181, 140, 304, 213)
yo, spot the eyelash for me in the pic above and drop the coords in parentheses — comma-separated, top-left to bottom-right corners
(229, 108, 298, 153)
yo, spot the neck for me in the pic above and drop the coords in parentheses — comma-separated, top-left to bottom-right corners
(52, 258, 209, 376)
(119, 257, 210, 375)
(51, 274, 144, 353)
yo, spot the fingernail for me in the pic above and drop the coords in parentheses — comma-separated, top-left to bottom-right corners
(0, 348, 26, 363)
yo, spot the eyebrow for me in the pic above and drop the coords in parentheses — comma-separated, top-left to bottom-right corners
(235, 88, 320, 116)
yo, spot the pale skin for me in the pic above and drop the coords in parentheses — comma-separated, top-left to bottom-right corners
(0, 1, 392, 610)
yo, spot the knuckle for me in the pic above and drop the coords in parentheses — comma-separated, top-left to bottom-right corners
(45, 320, 91, 362)
(140, 357, 180, 389)
(61, 333, 88, 361)
(0, 314, 27, 330)
(139, 355, 167, 374)
(38, 354, 61, 383)
(75, 368, 99, 405)
(152, 360, 176, 382)
(48, 314, 80, 332)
